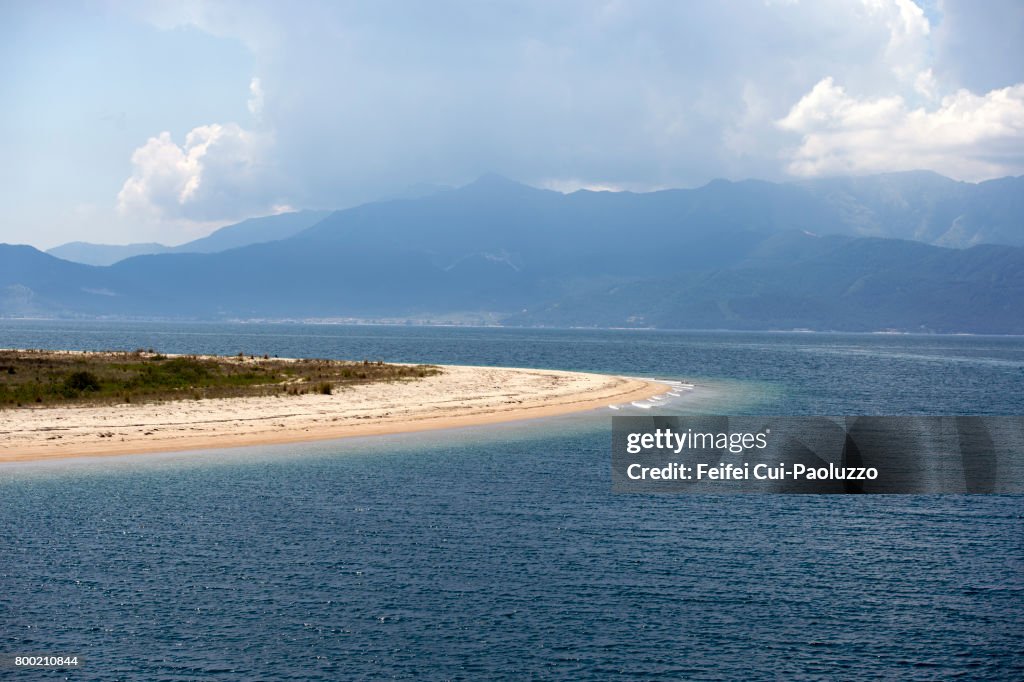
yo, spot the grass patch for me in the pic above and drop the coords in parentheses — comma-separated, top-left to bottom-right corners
(0, 350, 439, 408)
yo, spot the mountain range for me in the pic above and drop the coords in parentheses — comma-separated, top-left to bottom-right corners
(3, 171, 1022, 333)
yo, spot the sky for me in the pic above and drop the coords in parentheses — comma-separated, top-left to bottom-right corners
(1, 0, 1022, 249)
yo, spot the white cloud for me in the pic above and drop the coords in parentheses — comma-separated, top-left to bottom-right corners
(117, 122, 279, 222)
(540, 178, 629, 193)
(247, 77, 264, 118)
(774, 1, 1023, 182)
(777, 78, 1024, 180)
(863, 0, 931, 82)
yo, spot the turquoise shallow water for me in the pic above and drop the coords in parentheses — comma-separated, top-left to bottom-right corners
(1, 321, 1023, 679)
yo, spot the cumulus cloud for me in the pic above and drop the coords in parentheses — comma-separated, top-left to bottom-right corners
(777, 78, 1024, 180)
(117, 122, 280, 222)
(865, 0, 931, 82)
(774, 1, 1024, 181)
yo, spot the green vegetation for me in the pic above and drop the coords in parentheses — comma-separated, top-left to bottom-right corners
(0, 350, 439, 408)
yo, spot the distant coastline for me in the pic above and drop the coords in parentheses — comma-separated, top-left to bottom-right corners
(3, 315, 1023, 337)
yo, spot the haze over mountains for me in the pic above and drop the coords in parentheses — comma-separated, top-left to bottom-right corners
(46, 210, 331, 266)
(3, 171, 1022, 333)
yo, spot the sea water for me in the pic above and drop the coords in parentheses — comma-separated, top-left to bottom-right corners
(1, 321, 1022, 679)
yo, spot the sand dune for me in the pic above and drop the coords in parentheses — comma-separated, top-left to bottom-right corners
(0, 365, 668, 462)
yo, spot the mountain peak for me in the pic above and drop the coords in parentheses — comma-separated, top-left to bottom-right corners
(463, 173, 531, 191)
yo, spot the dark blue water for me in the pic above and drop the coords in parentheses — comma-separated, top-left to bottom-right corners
(2, 321, 1023, 680)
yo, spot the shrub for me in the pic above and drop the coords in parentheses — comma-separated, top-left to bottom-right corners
(63, 370, 101, 395)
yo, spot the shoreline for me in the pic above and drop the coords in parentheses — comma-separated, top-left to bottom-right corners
(0, 365, 670, 463)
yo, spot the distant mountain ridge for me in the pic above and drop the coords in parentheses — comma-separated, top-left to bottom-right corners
(165, 210, 332, 255)
(46, 210, 331, 265)
(797, 171, 1023, 247)
(510, 235, 1024, 332)
(5, 171, 1024, 333)
(45, 241, 173, 266)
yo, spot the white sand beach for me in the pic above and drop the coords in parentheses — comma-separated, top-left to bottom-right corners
(0, 365, 668, 462)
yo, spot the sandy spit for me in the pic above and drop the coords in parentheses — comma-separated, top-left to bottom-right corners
(0, 365, 668, 462)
